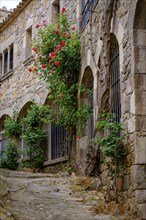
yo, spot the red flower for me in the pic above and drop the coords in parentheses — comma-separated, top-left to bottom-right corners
(32, 47, 37, 52)
(76, 136, 81, 139)
(49, 61, 53, 65)
(62, 32, 67, 36)
(42, 64, 47, 68)
(55, 30, 59, 34)
(50, 72, 54, 75)
(55, 61, 60, 66)
(53, 67, 57, 71)
(39, 55, 42, 59)
(72, 27, 76, 31)
(34, 67, 38, 72)
(32, 57, 36, 61)
(56, 45, 61, 51)
(43, 24, 47, 27)
(49, 52, 57, 58)
(43, 20, 46, 23)
(35, 24, 40, 28)
(61, 41, 66, 46)
(61, 7, 66, 13)
(57, 25, 60, 29)
(68, 34, 71, 39)
(28, 68, 32, 72)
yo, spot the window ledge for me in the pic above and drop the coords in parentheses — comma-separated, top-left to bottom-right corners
(43, 156, 68, 166)
(23, 55, 33, 66)
(0, 69, 13, 82)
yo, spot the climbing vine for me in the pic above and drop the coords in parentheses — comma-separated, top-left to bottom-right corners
(94, 112, 126, 176)
(29, 8, 91, 150)
(22, 102, 51, 168)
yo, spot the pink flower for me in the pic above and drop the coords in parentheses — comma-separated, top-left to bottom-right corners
(43, 20, 46, 23)
(28, 68, 32, 72)
(62, 32, 67, 36)
(35, 24, 40, 28)
(32, 57, 36, 61)
(72, 27, 76, 31)
(44, 24, 47, 27)
(42, 64, 47, 68)
(55, 61, 60, 66)
(61, 7, 66, 13)
(61, 41, 66, 46)
(56, 45, 61, 51)
(55, 30, 59, 34)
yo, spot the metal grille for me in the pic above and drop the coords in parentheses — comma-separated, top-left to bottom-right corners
(51, 123, 67, 160)
(109, 35, 121, 123)
(82, 0, 98, 29)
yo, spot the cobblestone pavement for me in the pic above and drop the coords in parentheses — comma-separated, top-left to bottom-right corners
(0, 170, 125, 220)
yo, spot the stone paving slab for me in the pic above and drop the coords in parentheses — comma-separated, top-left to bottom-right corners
(0, 170, 128, 220)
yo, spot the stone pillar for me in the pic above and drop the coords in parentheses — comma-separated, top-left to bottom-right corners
(2, 52, 4, 76)
(7, 46, 10, 72)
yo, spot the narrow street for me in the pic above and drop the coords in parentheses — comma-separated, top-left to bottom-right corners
(0, 170, 126, 220)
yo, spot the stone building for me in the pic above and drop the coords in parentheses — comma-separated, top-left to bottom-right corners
(0, 0, 146, 219)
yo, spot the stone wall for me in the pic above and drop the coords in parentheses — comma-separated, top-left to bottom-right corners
(69, 0, 146, 219)
(0, 0, 53, 118)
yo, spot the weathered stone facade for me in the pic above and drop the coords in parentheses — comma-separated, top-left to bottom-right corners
(0, 8, 11, 23)
(0, 0, 146, 219)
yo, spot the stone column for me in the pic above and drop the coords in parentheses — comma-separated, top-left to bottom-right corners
(7, 46, 10, 72)
(2, 52, 4, 76)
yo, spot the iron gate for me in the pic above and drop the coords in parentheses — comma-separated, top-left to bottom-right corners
(51, 123, 67, 160)
(109, 35, 121, 122)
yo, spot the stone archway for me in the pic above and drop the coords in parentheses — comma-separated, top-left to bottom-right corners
(78, 66, 96, 175)
(17, 101, 33, 159)
(81, 66, 94, 142)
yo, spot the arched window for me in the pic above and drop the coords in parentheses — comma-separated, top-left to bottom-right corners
(109, 34, 121, 122)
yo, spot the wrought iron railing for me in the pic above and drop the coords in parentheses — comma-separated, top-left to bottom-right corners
(82, 0, 98, 29)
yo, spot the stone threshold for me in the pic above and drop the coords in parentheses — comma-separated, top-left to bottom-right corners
(43, 156, 68, 166)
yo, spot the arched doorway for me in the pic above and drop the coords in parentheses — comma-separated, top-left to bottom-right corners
(81, 66, 94, 143)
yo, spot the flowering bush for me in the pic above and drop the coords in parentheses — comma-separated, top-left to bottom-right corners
(30, 9, 91, 144)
